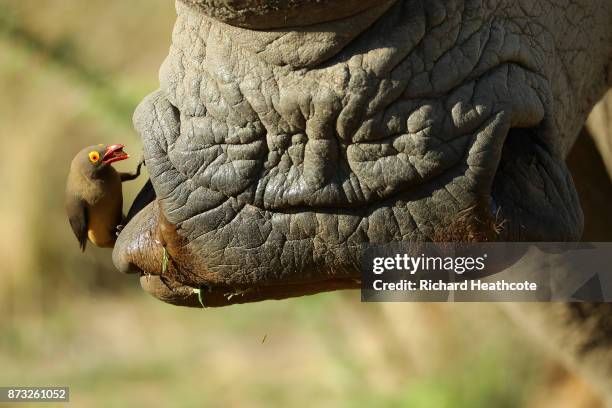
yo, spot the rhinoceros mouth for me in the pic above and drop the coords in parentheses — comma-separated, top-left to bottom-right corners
(111, 0, 585, 306)
(112, 64, 582, 307)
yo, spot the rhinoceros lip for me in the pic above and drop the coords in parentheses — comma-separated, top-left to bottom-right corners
(113, 198, 362, 306)
(138, 274, 360, 308)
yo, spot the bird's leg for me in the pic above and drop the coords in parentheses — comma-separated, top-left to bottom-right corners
(119, 156, 145, 182)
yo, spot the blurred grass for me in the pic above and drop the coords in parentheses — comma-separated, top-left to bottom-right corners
(0, 1, 578, 407)
(0, 295, 544, 408)
(0, 3, 136, 127)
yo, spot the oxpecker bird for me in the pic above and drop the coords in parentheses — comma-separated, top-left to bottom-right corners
(65, 144, 142, 250)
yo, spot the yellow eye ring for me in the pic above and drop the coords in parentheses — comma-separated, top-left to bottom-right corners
(89, 151, 100, 163)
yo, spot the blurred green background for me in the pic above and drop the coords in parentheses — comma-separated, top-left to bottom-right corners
(0, 1, 601, 407)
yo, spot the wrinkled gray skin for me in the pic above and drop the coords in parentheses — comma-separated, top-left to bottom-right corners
(113, 0, 612, 402)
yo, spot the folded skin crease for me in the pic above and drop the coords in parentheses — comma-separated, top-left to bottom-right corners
(113, 0, 612, 306)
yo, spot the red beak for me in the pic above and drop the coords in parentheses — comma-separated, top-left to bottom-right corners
(102, 144, 130, 164)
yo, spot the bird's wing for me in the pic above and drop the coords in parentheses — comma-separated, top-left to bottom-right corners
(66, 195, 89, 251)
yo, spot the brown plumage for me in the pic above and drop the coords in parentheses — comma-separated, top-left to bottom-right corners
(65, 144, 141, 251)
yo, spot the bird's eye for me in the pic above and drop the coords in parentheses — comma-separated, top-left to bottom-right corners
(89, 151, 100, 163)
